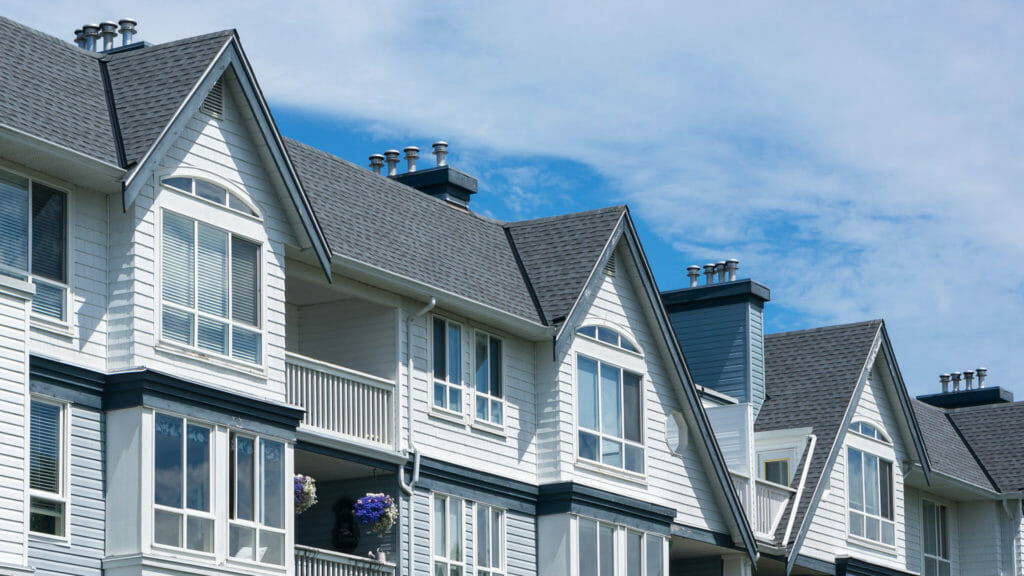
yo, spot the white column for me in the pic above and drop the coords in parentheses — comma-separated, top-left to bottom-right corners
(0, 276, 34, 574)
(722, 553, 753, 576)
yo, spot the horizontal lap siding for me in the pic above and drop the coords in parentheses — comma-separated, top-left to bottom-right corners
(670, 302, 749, 402)
(555, 250, 727, 534)
(0, 288, 28, 567)
(295, 300, 396, 381)
(29, 406, 105, 576)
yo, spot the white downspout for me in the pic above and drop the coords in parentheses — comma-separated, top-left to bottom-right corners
(399, 297, 435, 576)
(783, 433, 816, 547)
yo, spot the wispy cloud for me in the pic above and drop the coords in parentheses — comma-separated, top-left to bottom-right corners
(13, 1, 1024, 396)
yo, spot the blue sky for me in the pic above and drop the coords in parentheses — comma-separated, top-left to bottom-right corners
(10, 2, 1023, 398)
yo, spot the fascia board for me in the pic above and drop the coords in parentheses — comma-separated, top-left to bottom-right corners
(0, 123, 125, 192)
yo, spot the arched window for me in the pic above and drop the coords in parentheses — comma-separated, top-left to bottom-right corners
(162, 177, 259, 218)
(575, 325, 640, 354)
(848, 421, 890, 443)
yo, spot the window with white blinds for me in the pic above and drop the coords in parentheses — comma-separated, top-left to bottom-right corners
(161, 211, 262, 363)
(29, 399, 66, 537)
(0, 168, 67, 321)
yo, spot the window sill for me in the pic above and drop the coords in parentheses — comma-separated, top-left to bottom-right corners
(104, 550, 286, 576)
(155, 341, 267, 379)
(470, 418, 506, 437)
(429, 406, 467, 427)
(31, 315, 73, 338)
(575, 458, 647, 485)
(846, 533, 898, 555)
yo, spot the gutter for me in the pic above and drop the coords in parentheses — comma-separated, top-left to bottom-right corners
(398, 297, 435, 576)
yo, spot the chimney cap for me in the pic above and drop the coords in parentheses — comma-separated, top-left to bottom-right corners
(403, 146, 420, 154)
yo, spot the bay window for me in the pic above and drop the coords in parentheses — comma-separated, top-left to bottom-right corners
(474, 332, 503, 425)
(0, 169, 67, 321)
(577, 354, 644, 473)
(433, 317, 462, 413)
(29, 399, 66, 537)
(161, 211, 261, 363)
(229, 434, 285, 565)
(153, 413, 213, 552)
(847, 446, 894, 546)
(576, 518, 664, 576)
(923, 500, 951, 576)
(433, 493, 464, 575)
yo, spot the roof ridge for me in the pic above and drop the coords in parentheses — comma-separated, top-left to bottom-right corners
(107, 29, 235, 59)
(766, 318, 883, 339)
(506, 204, 626, 227)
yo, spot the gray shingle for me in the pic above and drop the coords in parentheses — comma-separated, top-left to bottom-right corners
(0, 17, 117, 164)
(948, 402, 1024, 493)
(505, 207, 624, 325)
(757, 319, 882, 546)
(910, 400, 994, 491)
(107, 30, 234, 166)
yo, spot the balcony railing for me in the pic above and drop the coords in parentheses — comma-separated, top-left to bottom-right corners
(286, 352, 395, 449)
(295, 545, 395, 576)
(754, 479, 796, 539)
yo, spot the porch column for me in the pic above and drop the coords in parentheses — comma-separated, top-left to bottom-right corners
(722, 553, 753, 576)
(0, 276, 34, 574)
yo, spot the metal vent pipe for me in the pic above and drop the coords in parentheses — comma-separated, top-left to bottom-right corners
(99, 21, 117, 51)
(369, 154, 385, 175)
(118, 19, 137, 47)
(686, 265, 701, 288)
(384, 150, 400, 176)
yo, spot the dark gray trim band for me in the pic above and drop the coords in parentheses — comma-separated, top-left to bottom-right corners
(537, 481, 675, 535)
(416, 457, 537, 515)
(837, 557, 915, 576)
(30, 356, 105, 409)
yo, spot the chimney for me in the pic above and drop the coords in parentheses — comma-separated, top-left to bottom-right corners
(662, 260, 770, 416)
(119, 18, 137, 47)
(388, 142, 478, 208)
(82, 24, 100, 51)
(918, 367, 1012, 409)
(74, 28, 85, 49)
(384, 150, 400, 176)
(369, 154, 385, 175)
(726, 258, 739, 282)
(686, 265, 701, 288)
(99, 21, 117, 51)
(432, 141, 448, 166)
(404, 146, 419, 173)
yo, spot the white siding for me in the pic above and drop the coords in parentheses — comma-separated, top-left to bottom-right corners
(800, 357, 910, 572)
(291, 299, 397, 380)
(958, 501, 1003, 575)
(0, 277, 32, 569)
(545, 244, 728, 535)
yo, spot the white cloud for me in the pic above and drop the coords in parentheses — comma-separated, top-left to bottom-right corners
(10, 1, 1024, 396)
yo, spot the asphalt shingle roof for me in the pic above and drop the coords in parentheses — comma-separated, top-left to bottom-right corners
(947, 402, 1024, 493)
(757, 319, 882, 546)
(0, 17, 117, 164)
(911, 400, 994, 490)
(107, 30, 234, 166)
(506, 207, 624, 325)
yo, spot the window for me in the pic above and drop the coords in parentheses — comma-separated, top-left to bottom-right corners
(475, 503, 504, 576)
(474, 332, 503, 425)
(29, 399, 66, 537)
(576, 325, 638, 353)
(577, 354, 644, 473)
(153, 413, 213, 552)
(162, 176, 257, 217)
(849, 421, 889, 442)
(433, 318, 462, 413)
(576, 518, 664, 576)
(763, 458, 790, 486)
(847, 446, 894, 546)
(229, 434, 285, 565)
(0, 169, 67, 321)
(433, 493, 463, 575)
(923, 500, 951, 576)
(161, 211, 262, 363)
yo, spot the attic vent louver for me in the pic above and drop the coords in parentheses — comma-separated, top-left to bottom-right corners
(200, 79, 224, 119)
(604, 254, 616, 276)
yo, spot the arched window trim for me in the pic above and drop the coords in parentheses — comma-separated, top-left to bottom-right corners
(848, 420, 891, 444)
(158, 169, 262, 220)
(575, 323, 643, 355)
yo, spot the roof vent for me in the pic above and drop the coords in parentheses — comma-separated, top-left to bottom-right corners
(82, 24, 99, 52)
(118, 18, 137, 47)
(200, 79, 224, 119)
(918, 367, 1010, 409)
(604, 254, 617, 276)
(99, 21, 118, 51)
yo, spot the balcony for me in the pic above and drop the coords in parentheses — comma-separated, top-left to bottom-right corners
(295, 546, 395, 576)
(754, 479, 796, 539)
(286, 352, 396, 451)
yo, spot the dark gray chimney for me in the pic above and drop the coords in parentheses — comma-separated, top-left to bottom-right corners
(918, 367, 1012, 409)
(389, 143, 478, 208)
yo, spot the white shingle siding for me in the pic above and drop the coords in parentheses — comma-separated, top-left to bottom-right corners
(548, 244, 727, 534)
(800, 357, 910, 571)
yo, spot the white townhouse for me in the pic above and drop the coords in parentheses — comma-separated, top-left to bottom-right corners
(0, 15, 761, 576)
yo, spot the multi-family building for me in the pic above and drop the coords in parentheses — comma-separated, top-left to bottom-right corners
(2, 14, 1022, 576)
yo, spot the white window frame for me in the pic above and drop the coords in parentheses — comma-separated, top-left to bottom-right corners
(152, 412, 215, 555)
(474, 502, 505, 576)
(575, 352, 646, 475)
(432, 316, 464, 415)
(846, 443, 895, 548)
(228, 433, 287, 566)
(432, 493, 465, 575)
(0, 167, 70, 324)
(473, 331, 504, 427)
(573, 516, 666, 576)
(575, 325, 641, 355)
(28, 397, 69, 539)
(758, 450, 792, 486)
(156, 182, 267, 367)
(922, 499, 951, 576)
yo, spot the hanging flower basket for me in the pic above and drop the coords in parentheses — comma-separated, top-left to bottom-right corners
(353, 493, 398, 537)
(294, 474, 318, 514)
